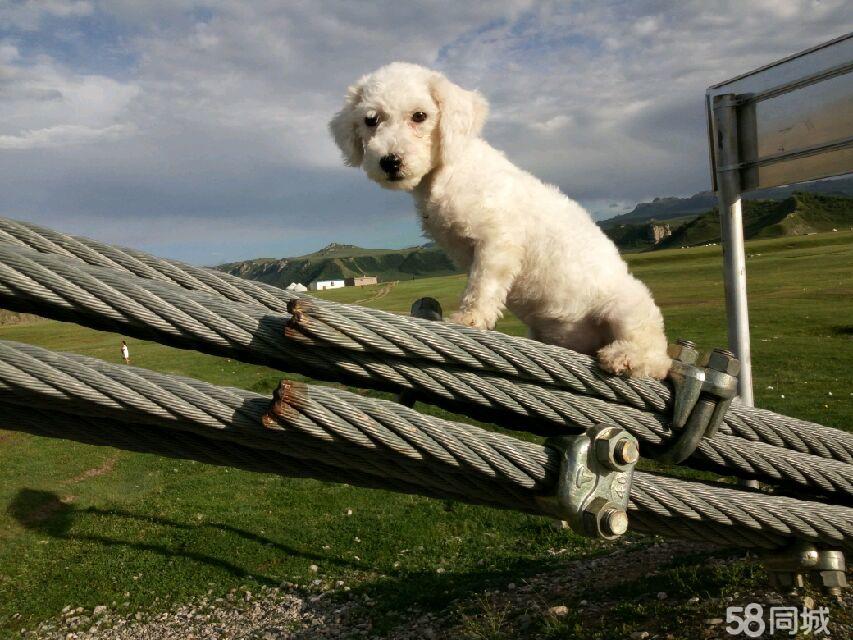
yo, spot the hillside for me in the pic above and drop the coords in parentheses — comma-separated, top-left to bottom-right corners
(218, 242, 459, 286)
(218, 191, 852, 288)
(601, 191, 718, 228)
(603, 215, 696, 252)
(656, 192, 853, 249)
(599, 175, 853, 228)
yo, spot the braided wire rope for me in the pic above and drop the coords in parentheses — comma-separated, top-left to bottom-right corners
(1, 406, 536, 514)
(0, 219, 663, 409)
(0, 243, 851, 500)
(1, 340, 850, 551)
(0, 217, 849, 466)
(0, 406, 792, 550)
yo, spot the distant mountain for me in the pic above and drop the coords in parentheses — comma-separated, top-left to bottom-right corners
(600, 192, 718, 229)
(217, 242, 459, 287)
(656, 192, 853, 250)
(599, 175, 853, 229)
(603, 215, 697, 252)
(219, 187, 852, 289)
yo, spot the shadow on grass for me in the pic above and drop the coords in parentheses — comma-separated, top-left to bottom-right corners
(6, 488, 363, 586)
(10, 492, 739, 638)
(5, 491, 598, 634)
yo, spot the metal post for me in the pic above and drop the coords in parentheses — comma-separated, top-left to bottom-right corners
(712, 94, 754, 407)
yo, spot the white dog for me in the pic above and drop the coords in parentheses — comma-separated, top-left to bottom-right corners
(330, 62, 671, 378)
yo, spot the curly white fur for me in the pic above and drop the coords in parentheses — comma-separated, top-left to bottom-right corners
(330, 62, 671, 379)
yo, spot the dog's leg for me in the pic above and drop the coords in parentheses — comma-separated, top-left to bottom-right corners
(530, 316, 612, 356)
(596, 278, 671, 379)
(450, 242, 522, 330)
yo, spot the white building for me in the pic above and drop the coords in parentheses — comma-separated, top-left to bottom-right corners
(285, 282, 308, 292)
(309, 279, 345, 291)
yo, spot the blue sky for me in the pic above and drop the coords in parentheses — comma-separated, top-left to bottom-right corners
(1, 1, 851, 264)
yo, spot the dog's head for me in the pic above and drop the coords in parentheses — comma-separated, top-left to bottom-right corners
(329, 62, 488, 191)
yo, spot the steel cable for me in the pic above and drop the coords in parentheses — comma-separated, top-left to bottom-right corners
(0, 244, 851, 499)
(1, 340, 850, 551)
(0, 217, 848, 467)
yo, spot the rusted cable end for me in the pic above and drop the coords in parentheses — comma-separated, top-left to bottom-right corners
(284, 298, 313, 340)
(262, 379, 305, 427)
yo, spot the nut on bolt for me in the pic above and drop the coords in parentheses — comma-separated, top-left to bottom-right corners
(813, 550, 848, 599)
(583, 497, 628, 539)
(706, 347, 741, 376)
(593, 425, 640, 471)
(668, 339, 699, 364)
(615, 438, 639, 465)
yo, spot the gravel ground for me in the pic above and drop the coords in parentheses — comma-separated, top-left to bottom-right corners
(17, 540, 851, 639)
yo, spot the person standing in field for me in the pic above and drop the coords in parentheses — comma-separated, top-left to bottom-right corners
(121, 340, 130, 364)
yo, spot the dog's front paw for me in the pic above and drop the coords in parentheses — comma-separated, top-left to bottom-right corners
(450, 309, 494, 330)
(597, 340, 671, 379)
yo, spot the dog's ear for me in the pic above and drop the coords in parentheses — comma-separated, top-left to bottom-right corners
(430, 72, 489, 166)
(329, 80, 365, 167)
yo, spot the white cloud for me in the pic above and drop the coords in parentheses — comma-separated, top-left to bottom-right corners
(0, 0, 851, 261)
(530, 115, 571, 133)
(632, 16, 661, 37)
(0, 123, 135, 150)
(0, 47, 140, 148)
(436, 0, 852, 200)
(0, 0, 93, 30)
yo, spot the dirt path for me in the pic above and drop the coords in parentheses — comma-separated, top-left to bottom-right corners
(354, 281, 398, 304)
(62, 455, 118, 485)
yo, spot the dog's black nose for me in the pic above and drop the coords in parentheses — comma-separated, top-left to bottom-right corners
(380, 153, 403, 174)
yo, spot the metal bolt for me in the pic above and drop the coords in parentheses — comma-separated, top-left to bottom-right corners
(668, 340, 698, 365)
(593, 426, 638, 471)
(818, 571, 846, 599)
(601, 504, 629, 537)
(825, 584, 843, 599)
(707, 348, 741, 376)
(614, 438, 639, 465)
(583, 497, 629, 539)
(813, 550, 848, 598)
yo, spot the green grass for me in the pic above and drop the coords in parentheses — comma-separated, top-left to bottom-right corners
(0, 230, 851, 637)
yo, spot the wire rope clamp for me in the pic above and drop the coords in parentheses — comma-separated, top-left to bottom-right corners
(539, 424, 638, 540)
(762, 542, 820, 591)
(659, 340, 740, 464)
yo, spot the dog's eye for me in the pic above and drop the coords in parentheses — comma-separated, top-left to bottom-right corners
(412, 111, 427, 123)
(364, 115, 379, 127)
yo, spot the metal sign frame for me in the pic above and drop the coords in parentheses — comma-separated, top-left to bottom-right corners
(705, 32, 853, 405)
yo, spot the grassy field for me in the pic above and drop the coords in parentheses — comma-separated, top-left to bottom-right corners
(0, 231, 851, 638)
